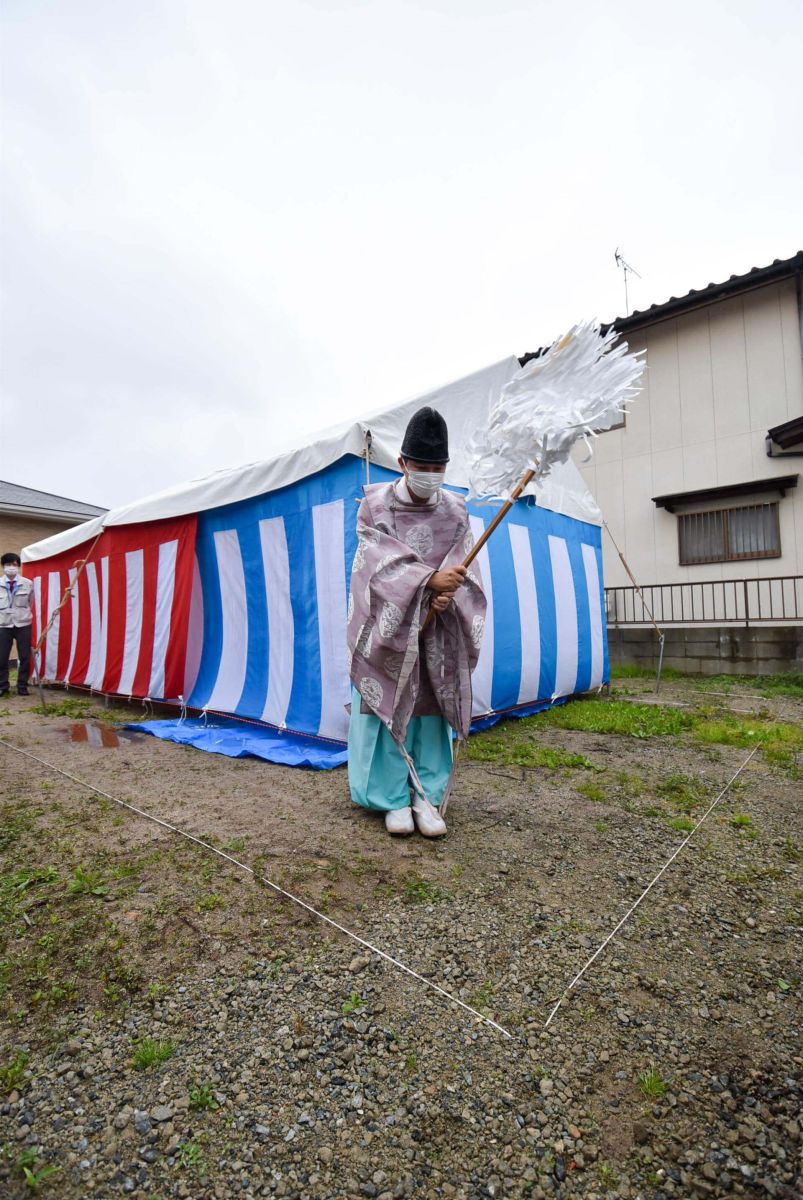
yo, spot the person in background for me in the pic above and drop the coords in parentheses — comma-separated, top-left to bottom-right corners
(0, 552, 34, 698)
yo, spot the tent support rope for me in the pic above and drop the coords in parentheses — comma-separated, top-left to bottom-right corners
(0, 736, 512, 1040)
(543, 746, 758, 1028)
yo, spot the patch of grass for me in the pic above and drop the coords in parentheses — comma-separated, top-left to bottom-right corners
(641, 805, 664, 818)
(467, 980, 495, 1013)
(730, 813, 753, 830)
(341, 991, 365, 1016)
(657, 772, 709, 814)
(221, 837, 246, 854)
(781, 838, 801, 863)
(132, 1037, 174, 1070)
(610, 664, 685, 681)
(33, 697, 96, 718)
(668, 816, 694, 832)
(196, 892, 224, 912)
(598, 1162, 618, 1190)
(695, 672, 803, 699)
(175, 1140, 206, 1174)
(637, 1066, 668, 1098)
(758, 672, 803, 699)
(405, 1051, 418, 1073)
(402, 873, 448, 904)
(692, 712, 802, 773)
(468, 725, 596, 770)
(539, 697, 693, 739)
(594, 820, 609, 832)
(577, 781, 605, 803)
(0, 1049, 28, 1091)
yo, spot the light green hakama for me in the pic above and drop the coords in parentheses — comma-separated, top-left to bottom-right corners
(347, 689, 453, 812)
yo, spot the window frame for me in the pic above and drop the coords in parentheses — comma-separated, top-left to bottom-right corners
(677, 501, 781, 566)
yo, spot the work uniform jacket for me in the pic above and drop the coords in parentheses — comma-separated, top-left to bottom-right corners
(0, 575, 34, 629)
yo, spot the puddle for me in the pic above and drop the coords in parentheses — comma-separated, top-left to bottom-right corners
(62, 722, 142, 748)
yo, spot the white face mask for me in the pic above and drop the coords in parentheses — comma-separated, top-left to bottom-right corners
(405, 469, 445, 498)
(3, 565, 19, 578)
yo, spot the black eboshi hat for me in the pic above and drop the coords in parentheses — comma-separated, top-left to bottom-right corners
(400, 407, 449, 464)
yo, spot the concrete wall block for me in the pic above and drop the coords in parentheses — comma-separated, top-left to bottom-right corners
(608, 622, 803, 675)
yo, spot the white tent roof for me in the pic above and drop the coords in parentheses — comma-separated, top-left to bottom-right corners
(23, 356, 601, 563)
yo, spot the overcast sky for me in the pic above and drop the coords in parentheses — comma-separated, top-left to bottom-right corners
(1, 0, 801, 510)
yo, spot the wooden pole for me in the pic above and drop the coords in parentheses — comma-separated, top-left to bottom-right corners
(422, 467, 536, 631)
(29, 529, 104, 711)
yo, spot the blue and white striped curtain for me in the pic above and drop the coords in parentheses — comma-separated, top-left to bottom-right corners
(185, 455, 608, 742)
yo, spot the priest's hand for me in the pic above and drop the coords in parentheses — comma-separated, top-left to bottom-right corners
(428, 565, 467, 594)
(430, 593, 454, 614)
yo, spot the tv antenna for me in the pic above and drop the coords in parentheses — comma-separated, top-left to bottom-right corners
(614, 248, 641, 316)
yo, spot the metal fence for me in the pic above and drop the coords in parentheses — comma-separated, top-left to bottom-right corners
(605, 575, 803, 626)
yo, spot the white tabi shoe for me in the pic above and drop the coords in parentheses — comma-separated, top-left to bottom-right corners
(385, 806, 415, 836)
(412, 797, 447, 838)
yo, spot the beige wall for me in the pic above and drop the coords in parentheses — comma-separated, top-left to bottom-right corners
(574, 278, 803, 588)
(0, 514, 79, 560)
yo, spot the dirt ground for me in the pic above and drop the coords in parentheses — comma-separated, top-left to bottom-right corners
(0, 674, 801, 1200)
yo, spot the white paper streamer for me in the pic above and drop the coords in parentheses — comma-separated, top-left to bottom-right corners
(467, 321, 645, 501)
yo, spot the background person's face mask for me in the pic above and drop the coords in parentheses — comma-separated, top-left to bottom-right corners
(405, 469, 444, 498)
(3, 565, 19, 578)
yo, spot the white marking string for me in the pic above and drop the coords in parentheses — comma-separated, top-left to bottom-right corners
(544, 746, 759, 1028)
(0, 737, 512, 1040)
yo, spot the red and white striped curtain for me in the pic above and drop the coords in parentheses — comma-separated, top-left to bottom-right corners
(27, 516, 197, 701)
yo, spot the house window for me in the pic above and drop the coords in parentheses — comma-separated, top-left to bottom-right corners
(678, 503, 781, 565)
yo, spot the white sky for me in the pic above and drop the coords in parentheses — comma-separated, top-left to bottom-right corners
(1, 0, 801, 510)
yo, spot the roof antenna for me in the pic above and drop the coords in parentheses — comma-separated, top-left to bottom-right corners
(614, 248, 642, 316)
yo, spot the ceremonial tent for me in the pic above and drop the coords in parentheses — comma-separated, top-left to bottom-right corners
(22, 356, 608, 762)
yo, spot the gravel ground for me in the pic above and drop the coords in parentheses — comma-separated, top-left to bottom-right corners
(0, 678, 801, 1200)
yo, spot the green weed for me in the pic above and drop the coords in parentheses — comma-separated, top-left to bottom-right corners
(0, 1050, 28, 1091)
(657, 773, 709, 814)
(598, 1162, 618, 1189)
(610, 664, 685, 680)
(668, 817, 694, 832)
(341, 992, 365, 1016)
(197, 893, 224, 912)
(67, 866, 107, 897)
(33, 697, 95, 718)
(402, 873, 448, 904)
(781, 838, 801, 863)
(577, 781, 605, 803)
(189, 1081, 219, 1111)
(175, 1140, 206, 1173)
(468, 980, 495, 1013)
(637, 1066, 668, 1098)
(132, 1037, 174, 1070)
(730, 813, 753, 830)
(468, 727, 596, 770)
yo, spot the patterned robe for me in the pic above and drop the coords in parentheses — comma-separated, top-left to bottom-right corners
(347, 482, 487, 744)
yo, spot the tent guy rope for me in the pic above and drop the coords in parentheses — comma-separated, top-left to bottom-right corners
(0, 735, 513, 1040)
(543, 745, 759, 1028)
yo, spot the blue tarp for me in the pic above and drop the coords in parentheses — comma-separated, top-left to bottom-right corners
(127, 694, 575, 769)
(127, 718, 347, 769)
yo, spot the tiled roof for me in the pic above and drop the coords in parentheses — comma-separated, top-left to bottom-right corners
(0, 479, 107, 520)
(609, 251, 803, 334)
(519, 252, 803, 365)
